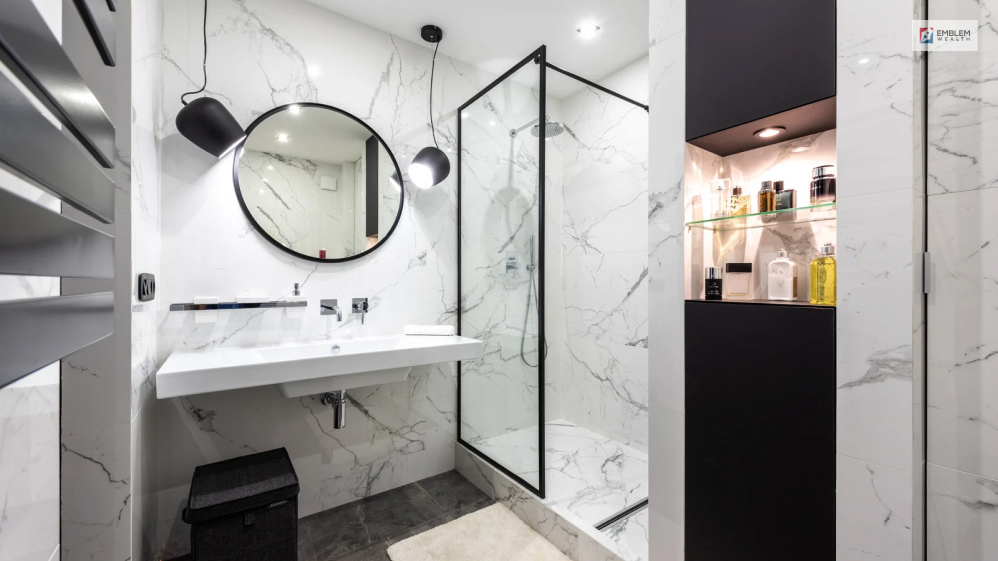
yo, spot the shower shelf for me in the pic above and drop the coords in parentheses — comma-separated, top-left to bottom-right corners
(686, 202, 836, 232)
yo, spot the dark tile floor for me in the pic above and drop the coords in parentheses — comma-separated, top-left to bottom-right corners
(297, 470, 494, 561)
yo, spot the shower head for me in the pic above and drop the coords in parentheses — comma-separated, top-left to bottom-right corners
(531, 121, 565, 138)
(510, 118, 565, 138)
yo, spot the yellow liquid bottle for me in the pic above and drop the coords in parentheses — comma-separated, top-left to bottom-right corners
(810, 243, 837, 306)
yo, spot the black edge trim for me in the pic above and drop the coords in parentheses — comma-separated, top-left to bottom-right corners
(0, 188, 114, 278)
(0, 293, 114, 389)
(458, 440, 545, 499)
(0, 70, 115, 223)
(0, 0, 116, 166)
(72, 0, 117, 67)
(545, 62, 650, 112)
(595, 499, 649, 530)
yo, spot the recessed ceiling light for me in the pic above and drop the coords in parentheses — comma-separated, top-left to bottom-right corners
(289, 105, 301, 115)
(277, 133, 290, 143)
(791, 146, 810, 153)
(754, 126, 785, 138)
(577, 21, 601, 38)
(858, 58, 870, 64)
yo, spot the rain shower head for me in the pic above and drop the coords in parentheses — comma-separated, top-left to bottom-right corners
(510, 118, 565, 138)
(531, 121, 565, 138)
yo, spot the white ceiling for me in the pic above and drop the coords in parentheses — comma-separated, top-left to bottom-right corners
(246, 106, 373, 163)
(303, 0, 649, 99)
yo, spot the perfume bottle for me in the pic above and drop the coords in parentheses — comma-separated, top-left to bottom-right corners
(774, 181, 797, 220)
(810, 165, 837, 205)
(710, 179, 731, 219)
(810, 243, 837, 306)
(768, 249, 798, 301)
(705, 267, 723, 300)
(758, 180, 776, 216)
(728, 186, 750, 216)
(724, 263, 753, 300)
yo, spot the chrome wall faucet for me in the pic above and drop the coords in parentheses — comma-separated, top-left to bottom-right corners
(352, 298, 369, 324)
(320, 299, 342, 321)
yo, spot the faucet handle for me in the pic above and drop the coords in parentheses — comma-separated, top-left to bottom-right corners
(352, 298, 369, 324)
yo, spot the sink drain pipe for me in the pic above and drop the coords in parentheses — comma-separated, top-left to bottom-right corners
(320, 390, 347, 429)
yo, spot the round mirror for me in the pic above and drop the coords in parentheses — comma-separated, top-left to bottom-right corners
(234, 103, 404, 262)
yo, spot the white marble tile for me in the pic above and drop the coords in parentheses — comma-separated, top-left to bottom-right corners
(0, 366, 61, 561)
(602, 507, 649, 561)
(836, 454, 913, 561)
(838, 0, 917, 199)
(61, 422, 132, 561)
(927, 0, 998, 195)
(455, 444, 626, 561)
(927, 188, 998, 481)
(837, 190, 915, 473)
(927, 462, 998, 561)
(474, 420, 648, 529)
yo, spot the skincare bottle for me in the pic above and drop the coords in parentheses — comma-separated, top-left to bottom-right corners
(728, 186, 750, 216)
(724, 263, 753, 300)
(767, 249, 798, 301)
(705, 267, 723, 301)
(758, 180, 776, 214)
(710, 179, 731, 219)
(809, 243, 837, 306)
(810, 165, 837, 205)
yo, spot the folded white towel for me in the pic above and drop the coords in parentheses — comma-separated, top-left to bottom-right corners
(404, 325, 457, 336)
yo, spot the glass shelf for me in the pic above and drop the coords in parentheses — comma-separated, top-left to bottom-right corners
(686, 202, 836, 231)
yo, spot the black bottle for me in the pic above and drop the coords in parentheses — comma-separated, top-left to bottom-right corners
(705, 267, 723, 301)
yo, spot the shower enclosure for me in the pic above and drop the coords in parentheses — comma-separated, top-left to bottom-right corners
(457, 45, 650, 539)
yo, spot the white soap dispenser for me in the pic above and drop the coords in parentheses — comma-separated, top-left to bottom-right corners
(768, 249, 798, 301)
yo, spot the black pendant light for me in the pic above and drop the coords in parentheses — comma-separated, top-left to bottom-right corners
(175, 0, 244, 157)
(409, 25, 450, 189)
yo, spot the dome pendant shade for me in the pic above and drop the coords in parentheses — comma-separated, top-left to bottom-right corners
(408, 146, 450, 189)
(176, 97, 245, 157)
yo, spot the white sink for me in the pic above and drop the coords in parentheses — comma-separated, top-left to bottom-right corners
(155, 335, 484, 399)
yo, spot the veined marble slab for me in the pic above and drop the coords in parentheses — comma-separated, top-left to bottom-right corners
(603, 506, 649, 561)
(472, 419, 648, 529)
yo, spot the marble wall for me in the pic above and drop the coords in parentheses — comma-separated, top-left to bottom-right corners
(647, 0, 687, 559)
(683, 132, 838, 302)
(0, 170, 61, 561)
(836, 0, 923, 557)
(151, 0, 508, 554)
(926, 0, 998, 558)
(559, 58, 649, 452)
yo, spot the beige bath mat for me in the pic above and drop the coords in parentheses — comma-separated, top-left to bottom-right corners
(387, 503, 571, 561)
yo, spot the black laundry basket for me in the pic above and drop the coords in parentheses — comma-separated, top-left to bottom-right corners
(183, 448, 300, 561)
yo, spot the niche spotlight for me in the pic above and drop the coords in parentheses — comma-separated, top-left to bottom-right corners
(754, 126, 785, 138)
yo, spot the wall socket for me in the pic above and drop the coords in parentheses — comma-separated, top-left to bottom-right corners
(138, 273, 156, 302)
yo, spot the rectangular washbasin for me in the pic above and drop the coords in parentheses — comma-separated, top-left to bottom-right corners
(156, 335, 484, 399)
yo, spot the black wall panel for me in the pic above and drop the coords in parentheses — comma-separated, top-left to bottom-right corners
(686, 0, 836, 141)
(685, 300, 835, 561)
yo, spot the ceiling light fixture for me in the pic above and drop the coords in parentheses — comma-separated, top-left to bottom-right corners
(577, 21, 601, 38)
(754, 126, 786, 138)
(175, 0, 245, 157)
(791, 146, 810, 153)
(409, 24, 451, 189)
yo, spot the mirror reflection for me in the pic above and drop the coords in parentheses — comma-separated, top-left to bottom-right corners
(235, 104, 403, 261)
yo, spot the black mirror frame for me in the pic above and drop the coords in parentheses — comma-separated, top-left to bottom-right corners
(232, 102, 405, 263)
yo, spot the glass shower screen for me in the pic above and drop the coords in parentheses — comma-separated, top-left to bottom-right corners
(457, 47, 546, 496)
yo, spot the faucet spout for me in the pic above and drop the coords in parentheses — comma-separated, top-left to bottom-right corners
(320, 299, 342, 321)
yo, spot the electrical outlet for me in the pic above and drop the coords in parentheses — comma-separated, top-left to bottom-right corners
(138, 273, 156, 302)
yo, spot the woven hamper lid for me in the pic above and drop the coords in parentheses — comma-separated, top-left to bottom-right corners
(184, 447, 299, 524)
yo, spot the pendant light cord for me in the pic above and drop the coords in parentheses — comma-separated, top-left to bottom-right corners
(429, 41, 440, 149)
(180, 0, 209, 106)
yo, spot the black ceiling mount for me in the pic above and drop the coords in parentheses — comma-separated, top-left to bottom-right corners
(421, 25, 443, 43)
